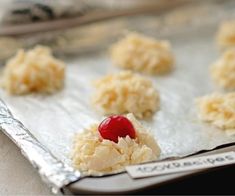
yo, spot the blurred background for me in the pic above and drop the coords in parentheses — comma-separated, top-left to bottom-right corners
(0, 0, 188, 62)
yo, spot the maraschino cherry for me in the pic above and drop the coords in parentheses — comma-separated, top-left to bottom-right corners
(98, 115, 136, 143)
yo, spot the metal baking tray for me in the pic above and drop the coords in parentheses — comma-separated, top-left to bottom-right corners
(0, 0, 235, 194)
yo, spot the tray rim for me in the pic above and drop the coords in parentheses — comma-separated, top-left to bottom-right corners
(65, 143, 235, 194)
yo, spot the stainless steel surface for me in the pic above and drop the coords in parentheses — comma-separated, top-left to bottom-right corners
(0, 0, 235, 194)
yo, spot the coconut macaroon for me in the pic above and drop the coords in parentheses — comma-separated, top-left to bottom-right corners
(71, 113, 161, 174)
(1, 45, 65, 95)
(216, 20, 235, 48)
(196, 93, 235, 133)
(211, 48, 235, 90)
(92, 71, 160, 119)
(110, 32, 174, 75)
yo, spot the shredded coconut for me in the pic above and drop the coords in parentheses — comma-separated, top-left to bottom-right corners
(217, 20, 235, 48)
(196, 93, 235, 133)
(92, 71, 160, 119)
(211, 48, 235, 90)
(110, 32, 174, 75)
(2, 45, 65, 95)
(71, 113, 161, 174)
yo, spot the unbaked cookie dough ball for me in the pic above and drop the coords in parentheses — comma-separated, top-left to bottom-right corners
(196, 93, 235, 132)
(217, 20, 235, 48)
(211, 48, 235, 90)
(71, 113, 161, 174)
(92, 71, 160, 119)
(2, 45, 65, 95)
(110, 32, 174, 75)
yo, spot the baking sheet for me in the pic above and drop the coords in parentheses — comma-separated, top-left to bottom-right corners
(0, 0, 235, 177)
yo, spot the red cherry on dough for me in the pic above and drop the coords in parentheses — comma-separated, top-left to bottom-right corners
(98, 115, 136, 143)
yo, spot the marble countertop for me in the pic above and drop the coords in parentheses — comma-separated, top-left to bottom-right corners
(0, 131, 52, 195)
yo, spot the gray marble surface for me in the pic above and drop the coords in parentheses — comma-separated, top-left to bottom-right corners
(0, 131, 52, 195)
